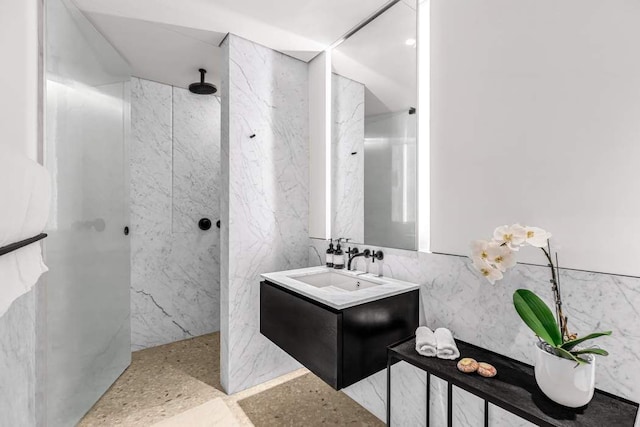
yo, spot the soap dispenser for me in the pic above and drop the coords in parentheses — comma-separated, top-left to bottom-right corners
(333, 239, 345, 269)
(325, 239, 334, 267)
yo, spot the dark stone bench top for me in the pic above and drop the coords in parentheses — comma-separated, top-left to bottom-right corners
(388, 337, 638, 427)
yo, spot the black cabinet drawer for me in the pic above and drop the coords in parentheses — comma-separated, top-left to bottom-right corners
(260, 280, 418, 390)
(260, 281, 342, 388)
(342, 290, 419, 388)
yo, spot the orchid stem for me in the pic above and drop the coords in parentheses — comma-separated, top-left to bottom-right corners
(541, 242, 569, 341)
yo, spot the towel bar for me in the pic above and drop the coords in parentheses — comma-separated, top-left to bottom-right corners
(0, 233, 47, 257)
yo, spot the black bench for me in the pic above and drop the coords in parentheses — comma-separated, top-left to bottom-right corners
(387, 337, 638, 426)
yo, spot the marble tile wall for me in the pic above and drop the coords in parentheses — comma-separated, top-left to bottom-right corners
(429, 375, 449, 425)
(309, 238, 640, 425)
(220, 34, 309, 394)
(130, 77, 220, 350)
(331, 73, 364, 243)
(0, 289, 36, 426)
(390, 361, 427, 425)
(220, 37, 230, 394)
(172, 87, 220, 234)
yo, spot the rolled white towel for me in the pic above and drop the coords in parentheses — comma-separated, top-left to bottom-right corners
(435, 328, 460, 360)
(415, 326, 437, 357)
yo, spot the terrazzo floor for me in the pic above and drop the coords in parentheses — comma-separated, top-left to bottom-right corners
(79, 333, 383, 426)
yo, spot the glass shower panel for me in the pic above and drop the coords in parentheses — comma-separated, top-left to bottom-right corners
(364, 111, 417, 250)
(45, 0, 131, 425)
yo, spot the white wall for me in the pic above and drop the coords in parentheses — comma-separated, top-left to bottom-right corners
(130, 77, 221, 350)
(305, 1, 640, 424)
(220, 34, 308, 394)
(430, 0, 640, 276)
(308, 237, 640, 425)
(0, 0, 40, 425)
(0, 0, 39, 160)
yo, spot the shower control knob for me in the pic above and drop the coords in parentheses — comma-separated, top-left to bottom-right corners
(198, 218, 212, 231)
(123, 226, 129, 236)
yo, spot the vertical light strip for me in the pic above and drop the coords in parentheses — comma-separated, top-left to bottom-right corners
(325, 48, 332, 238)
(402, 143, 408, 223)
(417, 0, 431, 252)
(307, 51, 331, 239)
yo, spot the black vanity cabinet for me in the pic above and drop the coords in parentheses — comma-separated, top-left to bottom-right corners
(260, 280, 419, 390)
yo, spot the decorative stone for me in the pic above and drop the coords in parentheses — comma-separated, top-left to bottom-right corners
(457, 358, 479, 373)
(477, 362, 497, 377)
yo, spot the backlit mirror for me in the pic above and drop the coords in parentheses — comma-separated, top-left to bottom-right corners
(330, 0, 417, 250)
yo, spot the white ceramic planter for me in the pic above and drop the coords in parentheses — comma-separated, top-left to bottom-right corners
(534, 342, 596, 407)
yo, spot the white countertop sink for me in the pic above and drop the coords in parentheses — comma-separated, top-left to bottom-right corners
(261, 266, 420, 310)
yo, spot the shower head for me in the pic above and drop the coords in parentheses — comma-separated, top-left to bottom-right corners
(189, 69, 217, 95)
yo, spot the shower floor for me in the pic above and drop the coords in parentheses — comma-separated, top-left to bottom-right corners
(79, 333, 383, 426)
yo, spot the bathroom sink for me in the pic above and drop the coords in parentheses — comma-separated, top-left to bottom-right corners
(261, 266, 419, 310)
(287, 270, 381, 292)
(260, 266, 420, 390)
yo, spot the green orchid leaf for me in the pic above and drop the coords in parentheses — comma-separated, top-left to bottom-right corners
(572, 348, 609, 357)
(513, 289, 563, 346)
(560, 331, 612, 351)
(554, 346, 590, 365)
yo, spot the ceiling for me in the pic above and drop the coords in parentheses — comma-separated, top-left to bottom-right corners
(72, 0, 391, 90)
(83, 12, 224, 90)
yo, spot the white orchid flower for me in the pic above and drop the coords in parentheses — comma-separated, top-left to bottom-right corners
(470, 239, 493, 261)
(524, 226, 552, 248)
(486, 244, 516, 272)
(471, 239, 503, 260)
(493, 224, 526, 250)
(472, 257, 504, 285)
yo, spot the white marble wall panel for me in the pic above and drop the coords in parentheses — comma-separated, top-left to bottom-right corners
(342, 369, 387, 421)
(391, 361, 427, 426)
(130, 78, 173, 235)
(172, 87, 220, 233)
(220, 34, 309, 394)
(130, 77, 220, 350)
(331, 73, 364, 243)
(308, 242, 324, 267)
(453, 386, 484, 427)
(489, 404, 536, 427)
(309, 238, 640, 425)
(0, 290, 36, 426)
(429, 375, 449, 426)
(220, 40, 231, 391)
